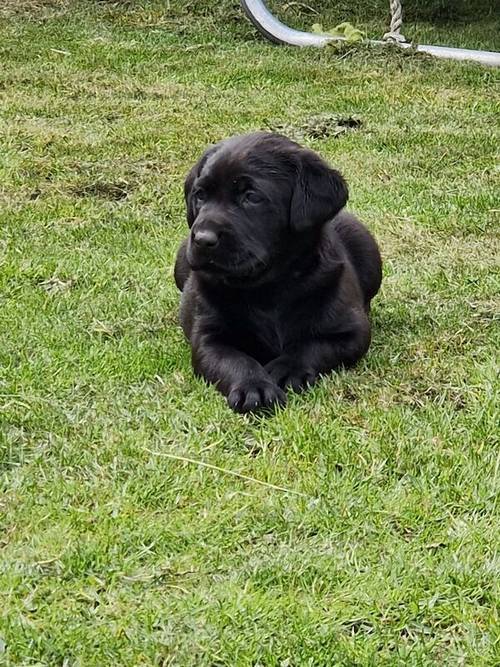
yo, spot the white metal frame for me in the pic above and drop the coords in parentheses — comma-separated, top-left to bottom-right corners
(240, 0, 500, 67)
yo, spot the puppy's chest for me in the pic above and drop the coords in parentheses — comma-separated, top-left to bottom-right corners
(247, 304, 286, 353)
(236, 296, 309, 360)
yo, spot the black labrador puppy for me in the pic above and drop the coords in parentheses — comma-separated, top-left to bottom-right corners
(175, 132, 382, 412)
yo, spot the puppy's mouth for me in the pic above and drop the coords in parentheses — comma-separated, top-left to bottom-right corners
(188, 254, 270, 284)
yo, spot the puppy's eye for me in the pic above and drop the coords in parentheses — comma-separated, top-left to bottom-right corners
(194, 188, 207, 203)
(242, 190, 262, 205)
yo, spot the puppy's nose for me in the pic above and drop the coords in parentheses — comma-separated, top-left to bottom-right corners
(193, 229, 219, 248)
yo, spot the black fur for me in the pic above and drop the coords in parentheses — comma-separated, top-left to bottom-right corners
(175, 132, 382, 413)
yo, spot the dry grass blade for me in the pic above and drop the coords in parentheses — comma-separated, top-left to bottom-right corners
(144, 449, 308, 497)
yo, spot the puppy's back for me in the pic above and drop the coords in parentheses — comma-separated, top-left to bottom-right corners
(331, 211, 382, 305)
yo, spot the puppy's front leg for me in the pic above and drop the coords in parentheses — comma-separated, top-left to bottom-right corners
(192, 333, 286, 413)
(265, 325, 371, 393)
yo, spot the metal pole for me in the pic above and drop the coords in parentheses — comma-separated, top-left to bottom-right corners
(240, 0, 500, 67)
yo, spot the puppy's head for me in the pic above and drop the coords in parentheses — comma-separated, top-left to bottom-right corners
(184, 132, 348, 284)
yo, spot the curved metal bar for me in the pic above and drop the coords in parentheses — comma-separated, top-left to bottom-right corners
(240, 0, 500, 67)
(413, 43, 500, 67)
(241, 0, 332, 46)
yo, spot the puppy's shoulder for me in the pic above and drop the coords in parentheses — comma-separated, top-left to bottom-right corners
(174, 238, 191, 291)
(327, 210, 382, 305)
(330, 210, 367, 239)
(327, 210, 381, 266)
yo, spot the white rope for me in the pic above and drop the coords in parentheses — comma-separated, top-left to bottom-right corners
(383, 0, 407, 43)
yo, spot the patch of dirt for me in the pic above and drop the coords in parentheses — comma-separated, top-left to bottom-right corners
(71, 179, 130, 201)
(0, 0, 69, 18)
(266, 113, 362, 141)
(38, 276, 75, 294)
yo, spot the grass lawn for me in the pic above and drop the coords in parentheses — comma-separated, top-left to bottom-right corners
(1, 1, 499, 664)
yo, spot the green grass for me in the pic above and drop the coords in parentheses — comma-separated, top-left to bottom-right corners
(1, 1, 499, 665)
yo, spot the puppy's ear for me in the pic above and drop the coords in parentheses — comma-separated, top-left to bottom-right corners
(184, 143, 221, 227)
(290, 150, 348, 232)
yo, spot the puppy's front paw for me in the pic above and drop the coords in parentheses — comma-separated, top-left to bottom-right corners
(265, 358, 317, 393)
(227, 379, 287, 414)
